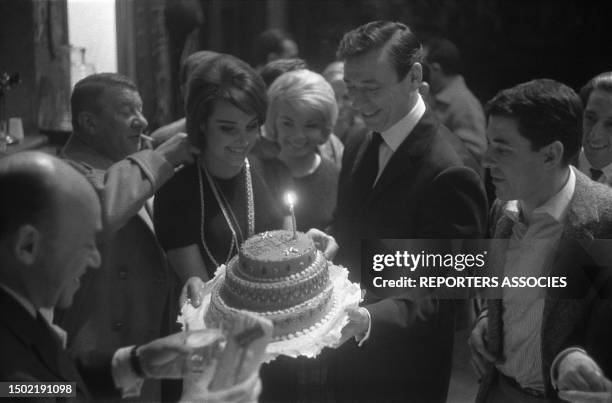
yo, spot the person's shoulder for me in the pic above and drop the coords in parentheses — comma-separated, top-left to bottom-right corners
(318, 155, 340, 176)
(156, 162, 197, 196)
(63, 158, 98, 177)
(425, 122, 470, 169)
(571, 170, 612, 232)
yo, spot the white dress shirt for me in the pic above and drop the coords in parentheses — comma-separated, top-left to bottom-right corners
(496, 168, 576, 391)
(374, 93, 426, 185)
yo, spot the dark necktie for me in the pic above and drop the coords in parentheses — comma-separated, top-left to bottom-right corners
(360, 132, 383, 190)
(590, 168, 604, 181)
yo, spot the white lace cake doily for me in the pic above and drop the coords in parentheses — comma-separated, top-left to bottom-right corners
(178, 263, 362, 361)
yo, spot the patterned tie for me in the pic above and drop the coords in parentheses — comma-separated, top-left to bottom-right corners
(360, 132, 383, 190)
(590, 168, 604, 181)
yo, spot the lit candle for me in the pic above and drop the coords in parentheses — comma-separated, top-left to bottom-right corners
(284, 192, 297, 238)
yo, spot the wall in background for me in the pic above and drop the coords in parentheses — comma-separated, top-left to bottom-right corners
(67, 0, 117, 76)
(0, 0, 71, 134)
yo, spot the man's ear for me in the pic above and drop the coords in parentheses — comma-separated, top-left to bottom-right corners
(77, 111, 96, 134)
(542, 141, 565, 167)
(403, 62, 423, 92)
(14, 225, 41, 265)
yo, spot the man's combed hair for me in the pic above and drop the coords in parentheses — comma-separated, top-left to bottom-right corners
(336, 21, 423, 80)
(71, 73, 137, 130)
(580, 71, 612, 106)
(485, 79, 583, 165)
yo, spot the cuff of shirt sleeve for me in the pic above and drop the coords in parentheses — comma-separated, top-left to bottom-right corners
(550, 346, 588, 390)
(128, 150, 175, 188)
(356, 309, 372, 347)
(112, 346, 145, 398)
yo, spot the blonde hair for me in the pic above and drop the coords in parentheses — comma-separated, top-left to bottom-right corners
(264, 69, 338, 144)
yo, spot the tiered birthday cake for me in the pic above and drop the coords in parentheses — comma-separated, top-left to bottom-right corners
(206, 230, 333, 340)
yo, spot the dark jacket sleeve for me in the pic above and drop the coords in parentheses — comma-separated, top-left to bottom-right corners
(74, 351, 119, 399)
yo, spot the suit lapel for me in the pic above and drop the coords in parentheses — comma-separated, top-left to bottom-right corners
(35, 314, 91, 399)
(542, 169, 598, 368)
(0, 290, 90, 399)
(346, 132, 380, 209)
(137, 197, 155, 232)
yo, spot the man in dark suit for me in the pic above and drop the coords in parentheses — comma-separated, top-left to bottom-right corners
(331, 21, 487, 402)
(0, 152, 216, 401)
(469, 79, 612, 402)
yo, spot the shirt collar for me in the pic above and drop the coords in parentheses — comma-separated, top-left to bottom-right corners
(380, 93, 426, 152)
(578, 147, 612, 179)
(503, 167, 575, 224)
(0, 285, 67, 348)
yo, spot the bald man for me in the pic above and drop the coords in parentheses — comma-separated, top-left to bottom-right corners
(0, 152, 214, 400)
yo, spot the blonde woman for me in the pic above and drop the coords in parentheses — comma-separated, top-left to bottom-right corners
(265, 69, 340, 232)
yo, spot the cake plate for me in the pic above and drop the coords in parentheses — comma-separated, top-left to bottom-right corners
(179, 263, 362, 361)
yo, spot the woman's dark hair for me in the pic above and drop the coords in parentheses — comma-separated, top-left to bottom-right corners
(185, 54, 267, 149)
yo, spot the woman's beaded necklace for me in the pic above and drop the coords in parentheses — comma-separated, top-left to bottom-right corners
(197, 158, 254, 267)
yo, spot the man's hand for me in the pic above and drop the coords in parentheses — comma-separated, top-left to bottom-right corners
(339, 307, 370, 345)
(180, 276, 206, 308)
(306, 228, 338, 260)
(156, 132, 200, 167)
(557, 351, 611, 394)
(137, 329, 223, 379)
(468, 316, 496, 378)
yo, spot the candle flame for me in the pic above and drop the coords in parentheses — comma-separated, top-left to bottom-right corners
(285, 191, 296, 207)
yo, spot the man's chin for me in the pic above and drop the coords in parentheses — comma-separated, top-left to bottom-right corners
(56, 287, 79, 309)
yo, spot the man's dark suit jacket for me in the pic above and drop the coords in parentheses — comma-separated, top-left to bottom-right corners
(331, 107, 487, 402)
(0, 289, 117, 402)
(478, 169, 612, 401)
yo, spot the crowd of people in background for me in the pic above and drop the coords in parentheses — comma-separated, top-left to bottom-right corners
(1, 19, 612, 403)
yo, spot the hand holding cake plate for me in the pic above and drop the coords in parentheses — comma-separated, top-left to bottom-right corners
(179, 230, 362, 360)
(180, 311, 272, 402)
